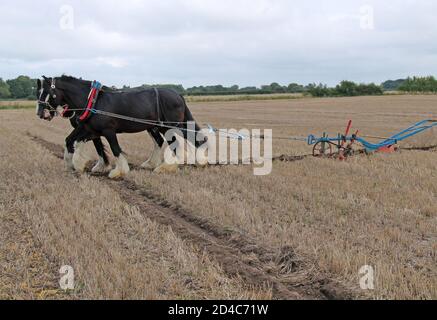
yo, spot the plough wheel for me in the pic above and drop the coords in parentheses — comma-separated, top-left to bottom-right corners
(313, 141, 334, 158)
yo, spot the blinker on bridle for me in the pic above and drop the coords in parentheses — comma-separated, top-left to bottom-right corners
(38, 77, 57, 111)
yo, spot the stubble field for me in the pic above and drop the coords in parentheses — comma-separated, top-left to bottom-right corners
(0, 95, 436, 300)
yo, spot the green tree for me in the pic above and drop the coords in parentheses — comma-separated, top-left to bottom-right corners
(381, 79, 405, 91)
(335, 81, 358, 96)
(399, 76, 437, 93)
(287, 83, 305, 93)
(239, 86, 258, 93)
(0, 78, 11, 99)
(230, 85, 239, 92)
(141, 84, 185, 95)
(306, 83, 332, 97)
(6, 76, 37, 99)
(270, 82, 286, 93)
(356, 83, 383, 95)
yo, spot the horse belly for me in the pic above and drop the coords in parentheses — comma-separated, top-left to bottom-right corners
(116, 121, 150, 134)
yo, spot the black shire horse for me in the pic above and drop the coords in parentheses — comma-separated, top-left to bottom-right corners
(36, 76, 207, 178)
(37, 81, 111, 173)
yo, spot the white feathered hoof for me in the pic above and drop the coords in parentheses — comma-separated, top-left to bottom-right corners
(64, 149, 75, 171)
(195, 144, 210, 167)
(108, 154, 130, 179)
(141, 159, 160, 171)
(153, 163, 179, 174)
(195, 154, 209, 168)
(72, 142, 88, 173)
(141, 141, 163, 170)
(72, 154, 87, 173)
(91, 157, 112, 174)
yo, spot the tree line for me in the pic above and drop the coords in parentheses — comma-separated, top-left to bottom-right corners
(398, 76, 437, 93)
(0, 76, 38, 99)
(306, 81, 384, 97)
(1, 75, 436, 100)
(139, 82, 306, 95)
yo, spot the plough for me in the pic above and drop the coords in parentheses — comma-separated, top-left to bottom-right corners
(307, 119, 437, 159)
(206, 119, 437, 160)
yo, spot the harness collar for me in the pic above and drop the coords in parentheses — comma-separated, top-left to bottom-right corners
(79, 80, 102, 122)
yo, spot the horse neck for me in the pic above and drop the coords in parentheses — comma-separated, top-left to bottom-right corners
(60, 79, 91, 110)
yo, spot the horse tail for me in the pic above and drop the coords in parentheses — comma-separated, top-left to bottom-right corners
(182, 96, 200, 130)
(181, 95, 207, 146)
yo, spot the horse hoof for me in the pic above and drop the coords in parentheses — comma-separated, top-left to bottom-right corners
(140, 161, 157, 171)
(64, 151, 75, 171)
(65, 161, 75, 171)
(73, 156, 86, 173)
(109, 168, 130, 179)
(72, 142, 88, 173)
(92, 160, 112, 174)
(153, 163, 179, 174)
(109, 169, 123, 179)
(195, 162, 209, 168)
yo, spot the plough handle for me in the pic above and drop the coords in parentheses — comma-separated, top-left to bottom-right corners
(341, 120, 353, 147)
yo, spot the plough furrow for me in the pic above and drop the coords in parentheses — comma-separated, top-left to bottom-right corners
(29, 134, 356, 300)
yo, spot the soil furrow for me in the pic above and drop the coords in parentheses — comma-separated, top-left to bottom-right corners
(29, 135, 356, 300)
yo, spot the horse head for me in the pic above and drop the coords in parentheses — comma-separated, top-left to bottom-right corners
(36, 76, 67, 121)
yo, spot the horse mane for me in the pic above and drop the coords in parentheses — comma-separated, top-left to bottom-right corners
(57, 75, 152, 93)
(57, 75, 120, 92)
(58, 75, 91, 85)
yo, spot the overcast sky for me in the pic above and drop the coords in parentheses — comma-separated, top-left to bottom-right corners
(1, 0, 436, 87)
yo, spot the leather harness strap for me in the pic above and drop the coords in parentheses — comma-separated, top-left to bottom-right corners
(154, 88, 162, 124)
(80, 81, 102, 122)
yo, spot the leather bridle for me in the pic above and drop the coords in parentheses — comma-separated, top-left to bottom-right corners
(38, 78, 58, 111)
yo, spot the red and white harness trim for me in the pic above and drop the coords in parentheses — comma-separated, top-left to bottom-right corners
(60, 105, 71, 118)
(79, 82, 101, 121)
(59, 81, 102, 121)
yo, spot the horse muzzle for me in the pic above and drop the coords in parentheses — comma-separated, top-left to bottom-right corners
(37, 103, 54, 121)
(43, 109, 54, 121)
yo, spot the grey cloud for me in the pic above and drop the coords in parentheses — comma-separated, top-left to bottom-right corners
(1, 0, 437, 87)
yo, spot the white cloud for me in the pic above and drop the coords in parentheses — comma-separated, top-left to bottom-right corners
(1, 0, 437, 87)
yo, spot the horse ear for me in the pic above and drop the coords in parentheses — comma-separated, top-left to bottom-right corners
(42, 76, 48, 81)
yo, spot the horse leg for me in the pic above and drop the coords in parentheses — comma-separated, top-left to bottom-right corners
(91, 138, 112, 174)
(65, 131, 76, 170)
(65, 126, 86, 171)
(71, 129, 93, 173)
(182, 106, 209, 166)
(104, 131, 130, 179)
(141, 129, 165, 170)
(152, 128, 179, 174)
(181, 123, 209, 167)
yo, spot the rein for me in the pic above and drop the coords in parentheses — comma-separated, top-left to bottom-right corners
(47, 79, 236, 137)
(38, 100, 57, 111)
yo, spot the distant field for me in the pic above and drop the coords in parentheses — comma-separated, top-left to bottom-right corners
(0, 100, 35, 110)
(1, 94, 305, 110)
(0, 92, 421, 109)
(185, 93, 305, 102)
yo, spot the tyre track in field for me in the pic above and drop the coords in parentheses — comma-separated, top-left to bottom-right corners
(29, 135, 356, 300)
